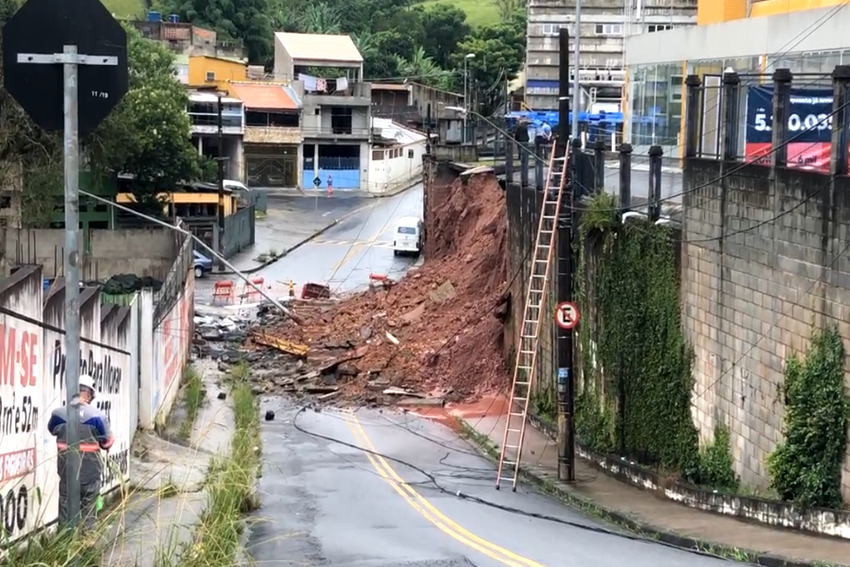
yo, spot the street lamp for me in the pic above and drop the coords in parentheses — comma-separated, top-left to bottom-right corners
(463, 53, 475, 143)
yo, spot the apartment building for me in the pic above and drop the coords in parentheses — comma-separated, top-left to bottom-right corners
(525, 0, 697, 112)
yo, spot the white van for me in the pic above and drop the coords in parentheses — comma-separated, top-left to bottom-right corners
(393, 216, 424, 256)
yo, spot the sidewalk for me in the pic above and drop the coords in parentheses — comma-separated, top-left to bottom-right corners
(101, 361, 235, 567)
(461, 405, 850, 567)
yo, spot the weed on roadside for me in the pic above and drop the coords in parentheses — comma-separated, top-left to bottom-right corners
(174, 364, 261, 567)
(178, 365, 205, 440)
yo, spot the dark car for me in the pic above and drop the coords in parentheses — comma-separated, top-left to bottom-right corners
(193, 250, 213, 278)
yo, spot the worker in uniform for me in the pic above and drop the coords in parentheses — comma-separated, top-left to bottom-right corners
(47, 374, 114, 534)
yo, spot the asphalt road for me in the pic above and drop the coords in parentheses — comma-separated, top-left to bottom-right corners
(248, 403, 734, 567)
(251, 184, 423, 297)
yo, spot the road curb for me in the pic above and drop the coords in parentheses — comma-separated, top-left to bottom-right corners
(456, 418, 836, 567)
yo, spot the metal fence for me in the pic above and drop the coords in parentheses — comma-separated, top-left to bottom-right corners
(223, 205, 256, 258)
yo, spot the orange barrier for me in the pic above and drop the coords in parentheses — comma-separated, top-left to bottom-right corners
(212, 281, 235, 304)
(369, 273, 388, 282)
(244, 277, 264, 301)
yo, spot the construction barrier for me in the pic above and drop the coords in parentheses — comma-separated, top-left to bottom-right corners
(243, 277, 264, 302)
(212, 280, 235, 304)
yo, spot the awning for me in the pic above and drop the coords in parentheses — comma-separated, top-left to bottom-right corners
(230, 83, 299, 111)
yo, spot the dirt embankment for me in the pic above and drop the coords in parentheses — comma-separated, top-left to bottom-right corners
(252, 173, 511, 404)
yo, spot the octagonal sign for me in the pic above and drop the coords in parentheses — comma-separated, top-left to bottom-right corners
(2, 0, 129, 134)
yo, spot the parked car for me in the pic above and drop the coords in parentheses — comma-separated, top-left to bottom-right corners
(193, 250, 213, 278)
(393, 216, 424, 256)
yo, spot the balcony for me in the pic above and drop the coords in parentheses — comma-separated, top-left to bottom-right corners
(244, 126, 301, 144)
(188, 97, 244, 135)
(301, 125, 371, 140)
(303, 82, 372, 107)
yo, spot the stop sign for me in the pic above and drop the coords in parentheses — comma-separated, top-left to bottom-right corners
(2, 0, 129, 134)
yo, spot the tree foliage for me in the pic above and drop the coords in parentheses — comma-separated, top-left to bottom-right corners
(87, 26, 204, 193)
(160, 0, 274, 63)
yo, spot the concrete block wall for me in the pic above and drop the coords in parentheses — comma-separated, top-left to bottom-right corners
(682, 158, 850, 500)
(506, 181, 558, 401)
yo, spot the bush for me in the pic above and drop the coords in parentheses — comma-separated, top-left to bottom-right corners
(696, 425, 739, 492)
(767, 327, 849, 509)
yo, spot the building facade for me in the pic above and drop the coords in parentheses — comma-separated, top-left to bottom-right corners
(274, 32, 371, 190)
(624, 0, 850, 155)
(525, 0, 696, 112)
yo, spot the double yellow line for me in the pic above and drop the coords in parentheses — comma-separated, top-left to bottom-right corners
(342, 411, 548, 567)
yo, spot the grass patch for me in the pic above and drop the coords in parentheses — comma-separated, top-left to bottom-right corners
(175, 362, 260, 567)
(101, 0, 147, 19)
(178, 365, 205, 441)
(416, 0, 500, 27)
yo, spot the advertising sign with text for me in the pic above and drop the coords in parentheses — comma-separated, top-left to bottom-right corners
(745, 85, 838, 169)
(0, 310, 44, 540)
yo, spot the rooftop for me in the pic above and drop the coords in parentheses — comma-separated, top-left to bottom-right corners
(274, 32, 363, 64)
(230, 83, 300, 111)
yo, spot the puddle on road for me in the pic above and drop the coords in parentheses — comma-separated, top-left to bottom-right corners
(408, 394, 508, 433)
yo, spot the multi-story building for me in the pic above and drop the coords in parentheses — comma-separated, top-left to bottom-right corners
(273, 32, 372, 190)
(624, 0, 850, 155)
(525, 0, 697, 112)
(187, 92, 245, 180)
(132, 12, 246, 84)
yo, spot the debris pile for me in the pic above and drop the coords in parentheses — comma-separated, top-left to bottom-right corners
(245, 174, 510, 405)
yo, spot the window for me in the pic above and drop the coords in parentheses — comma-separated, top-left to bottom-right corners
(372, 149, 384, 160)
(330, 107, 353, 134)
(647, 24, 673, 33)
(594, 24, 623, 36)
(205, 71, 215, 82)
(398, 226, 417, 235)
(537, 23, 570, 36)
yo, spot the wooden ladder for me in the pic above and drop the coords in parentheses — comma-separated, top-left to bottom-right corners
(495, 145, 569, 491)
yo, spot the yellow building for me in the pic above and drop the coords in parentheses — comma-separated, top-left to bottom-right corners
(187, 55, 247, 95)
(624, 0, 850, 156)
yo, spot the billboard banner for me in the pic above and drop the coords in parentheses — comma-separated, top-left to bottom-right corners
(745, 85, 835, 169)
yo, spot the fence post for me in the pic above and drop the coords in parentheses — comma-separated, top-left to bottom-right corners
(506, 137, 514, 182)
(570, 138, 583, 200)
(618, 143, 632, 211)
(684, 75, 702, 158)
(721, 71, 741, 161)
(648, 145, 663, 221)
(830, 65, 850, 176)
(593, 140, 605, 192)
(771, 68, 793, 168)
(535, 139, 545, 191)
(520, 141, 530, 187)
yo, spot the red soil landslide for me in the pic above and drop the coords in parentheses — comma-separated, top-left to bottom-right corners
(268, 173, 510, 403)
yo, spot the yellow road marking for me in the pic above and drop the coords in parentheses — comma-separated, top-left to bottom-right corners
(343, 411, 548, 567)
(341, 416, 530, 567)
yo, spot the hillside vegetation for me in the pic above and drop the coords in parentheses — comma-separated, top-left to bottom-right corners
(418, 0, 500, 27)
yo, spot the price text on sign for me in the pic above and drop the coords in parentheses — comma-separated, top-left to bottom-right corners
(555, 301, 580, 330)
(752, 112, 832, 133)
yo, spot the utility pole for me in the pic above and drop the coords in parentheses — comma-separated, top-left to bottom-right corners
(62, 44, 84, 528)
(557, 28, 576, 483)
(216, 92, 225, 269)
(571, 0, 582, 140)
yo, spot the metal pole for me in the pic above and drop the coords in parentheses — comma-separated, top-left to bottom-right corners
(558, 28, 571, 156)
(62, 44, 82, 529)
(463, 58, 468, 144)
(217, 93, 225, 269)
(571, 0, 581, 140)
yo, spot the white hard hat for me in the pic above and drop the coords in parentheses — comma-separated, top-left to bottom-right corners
(79, 374, 97, 399)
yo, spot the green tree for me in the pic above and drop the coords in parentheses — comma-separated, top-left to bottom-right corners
(397, 46, 451, 89)
(418, 4, 469, 69)
(298, 2, 342, 34)
(87, 26, 203, 204)
(162, 0, 274, 63)
(454, 11, 526, 115)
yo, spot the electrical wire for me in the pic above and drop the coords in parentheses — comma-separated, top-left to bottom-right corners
(290, 405, 739, 562)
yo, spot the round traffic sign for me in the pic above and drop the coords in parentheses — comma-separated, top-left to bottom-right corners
(555, 301, 580, 330)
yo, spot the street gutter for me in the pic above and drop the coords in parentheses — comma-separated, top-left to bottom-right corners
(456, 416, 837, 567)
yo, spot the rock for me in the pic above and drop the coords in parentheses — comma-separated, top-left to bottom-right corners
(337, 362, 359, 377)
(360, 325, 373, 339)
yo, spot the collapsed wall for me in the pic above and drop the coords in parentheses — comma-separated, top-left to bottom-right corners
(265, 168, 511, 402)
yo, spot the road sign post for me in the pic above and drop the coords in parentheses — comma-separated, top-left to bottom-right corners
(4, 0, 128, 530)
